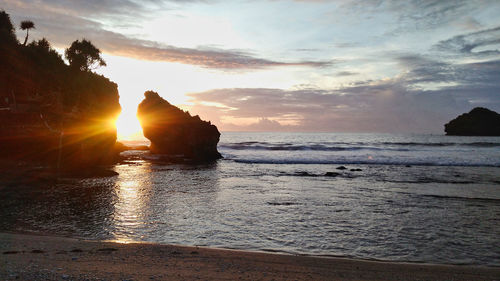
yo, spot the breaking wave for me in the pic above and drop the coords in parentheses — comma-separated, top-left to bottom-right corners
(227, 158, 500, 167)
(218, 141, 500, 152)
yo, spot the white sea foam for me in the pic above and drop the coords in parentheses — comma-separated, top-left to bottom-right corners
(218, 133, 500, 167)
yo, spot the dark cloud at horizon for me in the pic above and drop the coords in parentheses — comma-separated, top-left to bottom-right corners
(186, 86, 463, 133)
(187, 55, 500, 132)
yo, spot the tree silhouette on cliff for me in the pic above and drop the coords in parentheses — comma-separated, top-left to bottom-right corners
(20, 20, 34, 46)
(0, 10, 17, 45)
(65, 39, 106, 72)
(0, 10, 121, 168)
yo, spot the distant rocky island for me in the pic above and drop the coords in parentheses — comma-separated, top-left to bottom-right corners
(0, 11, 121, 172)
(137, 91, 222, 162)
(445, 107, 500, 136)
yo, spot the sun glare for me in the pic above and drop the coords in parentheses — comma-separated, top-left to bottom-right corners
(116, 110, 144, 140)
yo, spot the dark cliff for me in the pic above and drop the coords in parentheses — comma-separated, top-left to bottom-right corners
(137, 91, 222, 162)
(0, 11, 121, 169)
(445, 107, 500, 136)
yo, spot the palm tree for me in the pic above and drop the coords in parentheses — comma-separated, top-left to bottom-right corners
(20, 20, 34, 46)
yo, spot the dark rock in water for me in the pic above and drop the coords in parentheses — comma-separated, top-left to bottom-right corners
(336, 166, 347, 170)
(114, 141, 131, 153)
(115, 141, 150, 151)
(132, 145, 150, 151)
(325, 172, 340, 177)
(267, 202, 298, 206)
(350, 168, 362, 172)
(445, 107, 500, 136)
(137, 91, 222, 162)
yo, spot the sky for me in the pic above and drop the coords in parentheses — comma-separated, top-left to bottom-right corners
(2, 0, 500, 138)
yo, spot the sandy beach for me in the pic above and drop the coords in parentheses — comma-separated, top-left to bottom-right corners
(0, 232, 498, 281)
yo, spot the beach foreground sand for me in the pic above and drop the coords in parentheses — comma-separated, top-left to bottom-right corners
(0, 233, 498, 280)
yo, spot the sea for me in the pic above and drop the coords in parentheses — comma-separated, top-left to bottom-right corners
(1, 132, 499, 266)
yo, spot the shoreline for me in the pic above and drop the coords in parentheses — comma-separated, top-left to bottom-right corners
(1, 233, 499, 280)
(4, 229, 497, 268)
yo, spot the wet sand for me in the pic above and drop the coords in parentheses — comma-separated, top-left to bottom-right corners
(0, 233, 498, 280)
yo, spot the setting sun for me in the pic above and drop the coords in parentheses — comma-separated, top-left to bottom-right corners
(1, 2, 500, 280)
(115, 110, 144, 140)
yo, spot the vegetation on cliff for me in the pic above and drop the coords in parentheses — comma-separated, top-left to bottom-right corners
(0, 10, 121, 169)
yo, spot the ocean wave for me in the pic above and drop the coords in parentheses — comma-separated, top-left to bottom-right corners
(228, 158, 500, 167)
(218, 141, 500, 152)
(390, 179, 475, 184)
(218, 143, 409, 152)
(416, 194, 500, 202)
(378, 142, 500, 147)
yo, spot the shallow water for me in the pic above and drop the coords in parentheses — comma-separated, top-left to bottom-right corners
(1, 133, 499, 266)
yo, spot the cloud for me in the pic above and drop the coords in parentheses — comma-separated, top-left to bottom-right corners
(396, 55, 454, 84)
(186, 85, 465, 133)
(99, 35, 332, 69)
(394, 0, 470, 30)
(222, 118, 295, 132)
(396, 53, 500, 89)
(376, 0, 492, 34)
(458, 17, 483, 30)
(334, 42, 359, 48)
(435, 26, 500, 57)
(3, 0, 205, 17)
(325, 0, 499, 42)
(4, 0, 499, 133)
(187, 56, 500, 132)
(336, 71, 358, 76)
(3, 0, 331, 70)
(295, 48, 320, 52)
(3, 0, 158, 20)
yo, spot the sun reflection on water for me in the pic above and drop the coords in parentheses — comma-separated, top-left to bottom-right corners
(112, 161, 153, 243)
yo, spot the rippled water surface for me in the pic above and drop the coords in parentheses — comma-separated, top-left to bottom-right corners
(1, 133, 499, 266)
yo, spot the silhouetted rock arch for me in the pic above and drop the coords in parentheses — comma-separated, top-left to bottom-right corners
(137, 91, 222, 162)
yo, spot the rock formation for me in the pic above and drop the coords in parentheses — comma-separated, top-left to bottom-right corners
(0, 11, 121, 170)
(137, 91, 222, 162)
(444, 107, 500, 136)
